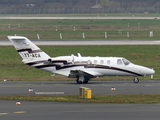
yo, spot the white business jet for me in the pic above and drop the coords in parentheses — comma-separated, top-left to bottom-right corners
(8, 36, 155, 84)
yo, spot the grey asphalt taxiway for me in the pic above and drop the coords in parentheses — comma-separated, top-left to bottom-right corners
(1, 100, 160, 120)
(1, 16, 160, 20)
(0, 80, 160, 95)
(0, 80, 160, 120)
(1, 39, 160, 45)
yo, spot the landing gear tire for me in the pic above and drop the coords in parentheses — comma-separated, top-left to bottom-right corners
(133, 77, 139, 83)
(76, 79, 82, 84)
(76, 78, 89, 84)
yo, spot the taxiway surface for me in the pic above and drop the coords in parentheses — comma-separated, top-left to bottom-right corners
(0, 80, 160, 120)
(0, 16, 160, 20)
(1, 100, 160, 120)
(0, 80, 160, 95)
(1, 39, 160, 45)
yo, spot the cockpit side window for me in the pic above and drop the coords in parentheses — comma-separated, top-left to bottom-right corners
(117, 59, 123, 65)
(122, 58, 130, 65)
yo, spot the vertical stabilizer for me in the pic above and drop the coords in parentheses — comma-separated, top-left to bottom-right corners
(8, 36, 50, 61)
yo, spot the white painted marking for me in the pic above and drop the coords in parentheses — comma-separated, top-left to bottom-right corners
(14, 111, 26, 114)
(35, 92, 65, 95)
(0, 113, 9, 115)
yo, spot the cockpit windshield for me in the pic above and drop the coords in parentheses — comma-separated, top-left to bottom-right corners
(122, 58, 131, 65)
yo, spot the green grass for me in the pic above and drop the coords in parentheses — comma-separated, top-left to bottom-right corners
(0, 94, 160, 103)
(0, 19, 160, 39)
(0, 45, 159, 81)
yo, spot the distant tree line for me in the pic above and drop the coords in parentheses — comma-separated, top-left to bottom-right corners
(0, 0, 160, 8)
(0, 0, 160, 14)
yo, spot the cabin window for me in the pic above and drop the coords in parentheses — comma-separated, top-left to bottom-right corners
(122, 58, 130, 65)
(87, 60, 92, 64)
(94, 60, 97, 64)
(100, 60, 104, 64)
(107, 60, 110, 65)
(117, 59, 123, 65)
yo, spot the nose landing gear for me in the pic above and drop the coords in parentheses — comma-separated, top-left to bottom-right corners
(133, 77, 139, 83)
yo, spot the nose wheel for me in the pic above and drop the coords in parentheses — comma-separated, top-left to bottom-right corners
(133, 77, 139, 83)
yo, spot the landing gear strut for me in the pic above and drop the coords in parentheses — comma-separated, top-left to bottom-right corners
(133, 77, 139, 83)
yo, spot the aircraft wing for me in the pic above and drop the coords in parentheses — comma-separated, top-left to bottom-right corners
(68, 69, 101, 79)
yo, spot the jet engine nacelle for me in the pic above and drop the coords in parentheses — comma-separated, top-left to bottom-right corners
(48, 57, 72, 65)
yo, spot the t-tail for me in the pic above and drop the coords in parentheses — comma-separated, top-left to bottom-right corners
(8, 36, 50, 63)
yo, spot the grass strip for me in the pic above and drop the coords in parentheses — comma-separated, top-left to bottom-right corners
(0, 94, 160, 103)
(0, 19, 160, 39)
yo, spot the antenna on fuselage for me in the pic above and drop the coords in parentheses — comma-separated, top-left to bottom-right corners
(78, 53, 81, 57)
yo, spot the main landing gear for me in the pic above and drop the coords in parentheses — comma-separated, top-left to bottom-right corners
(76, 79, 89, 84)
(133, 77, 139, 83)
(76, 76, 89, 84)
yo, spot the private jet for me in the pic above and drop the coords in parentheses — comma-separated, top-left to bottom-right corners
(8, 36, 155, 84)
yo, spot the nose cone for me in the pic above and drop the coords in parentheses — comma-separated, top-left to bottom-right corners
(135, 65, 155, 76)
(149, 68, 155, 75)
(142, 67, 155, 76)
